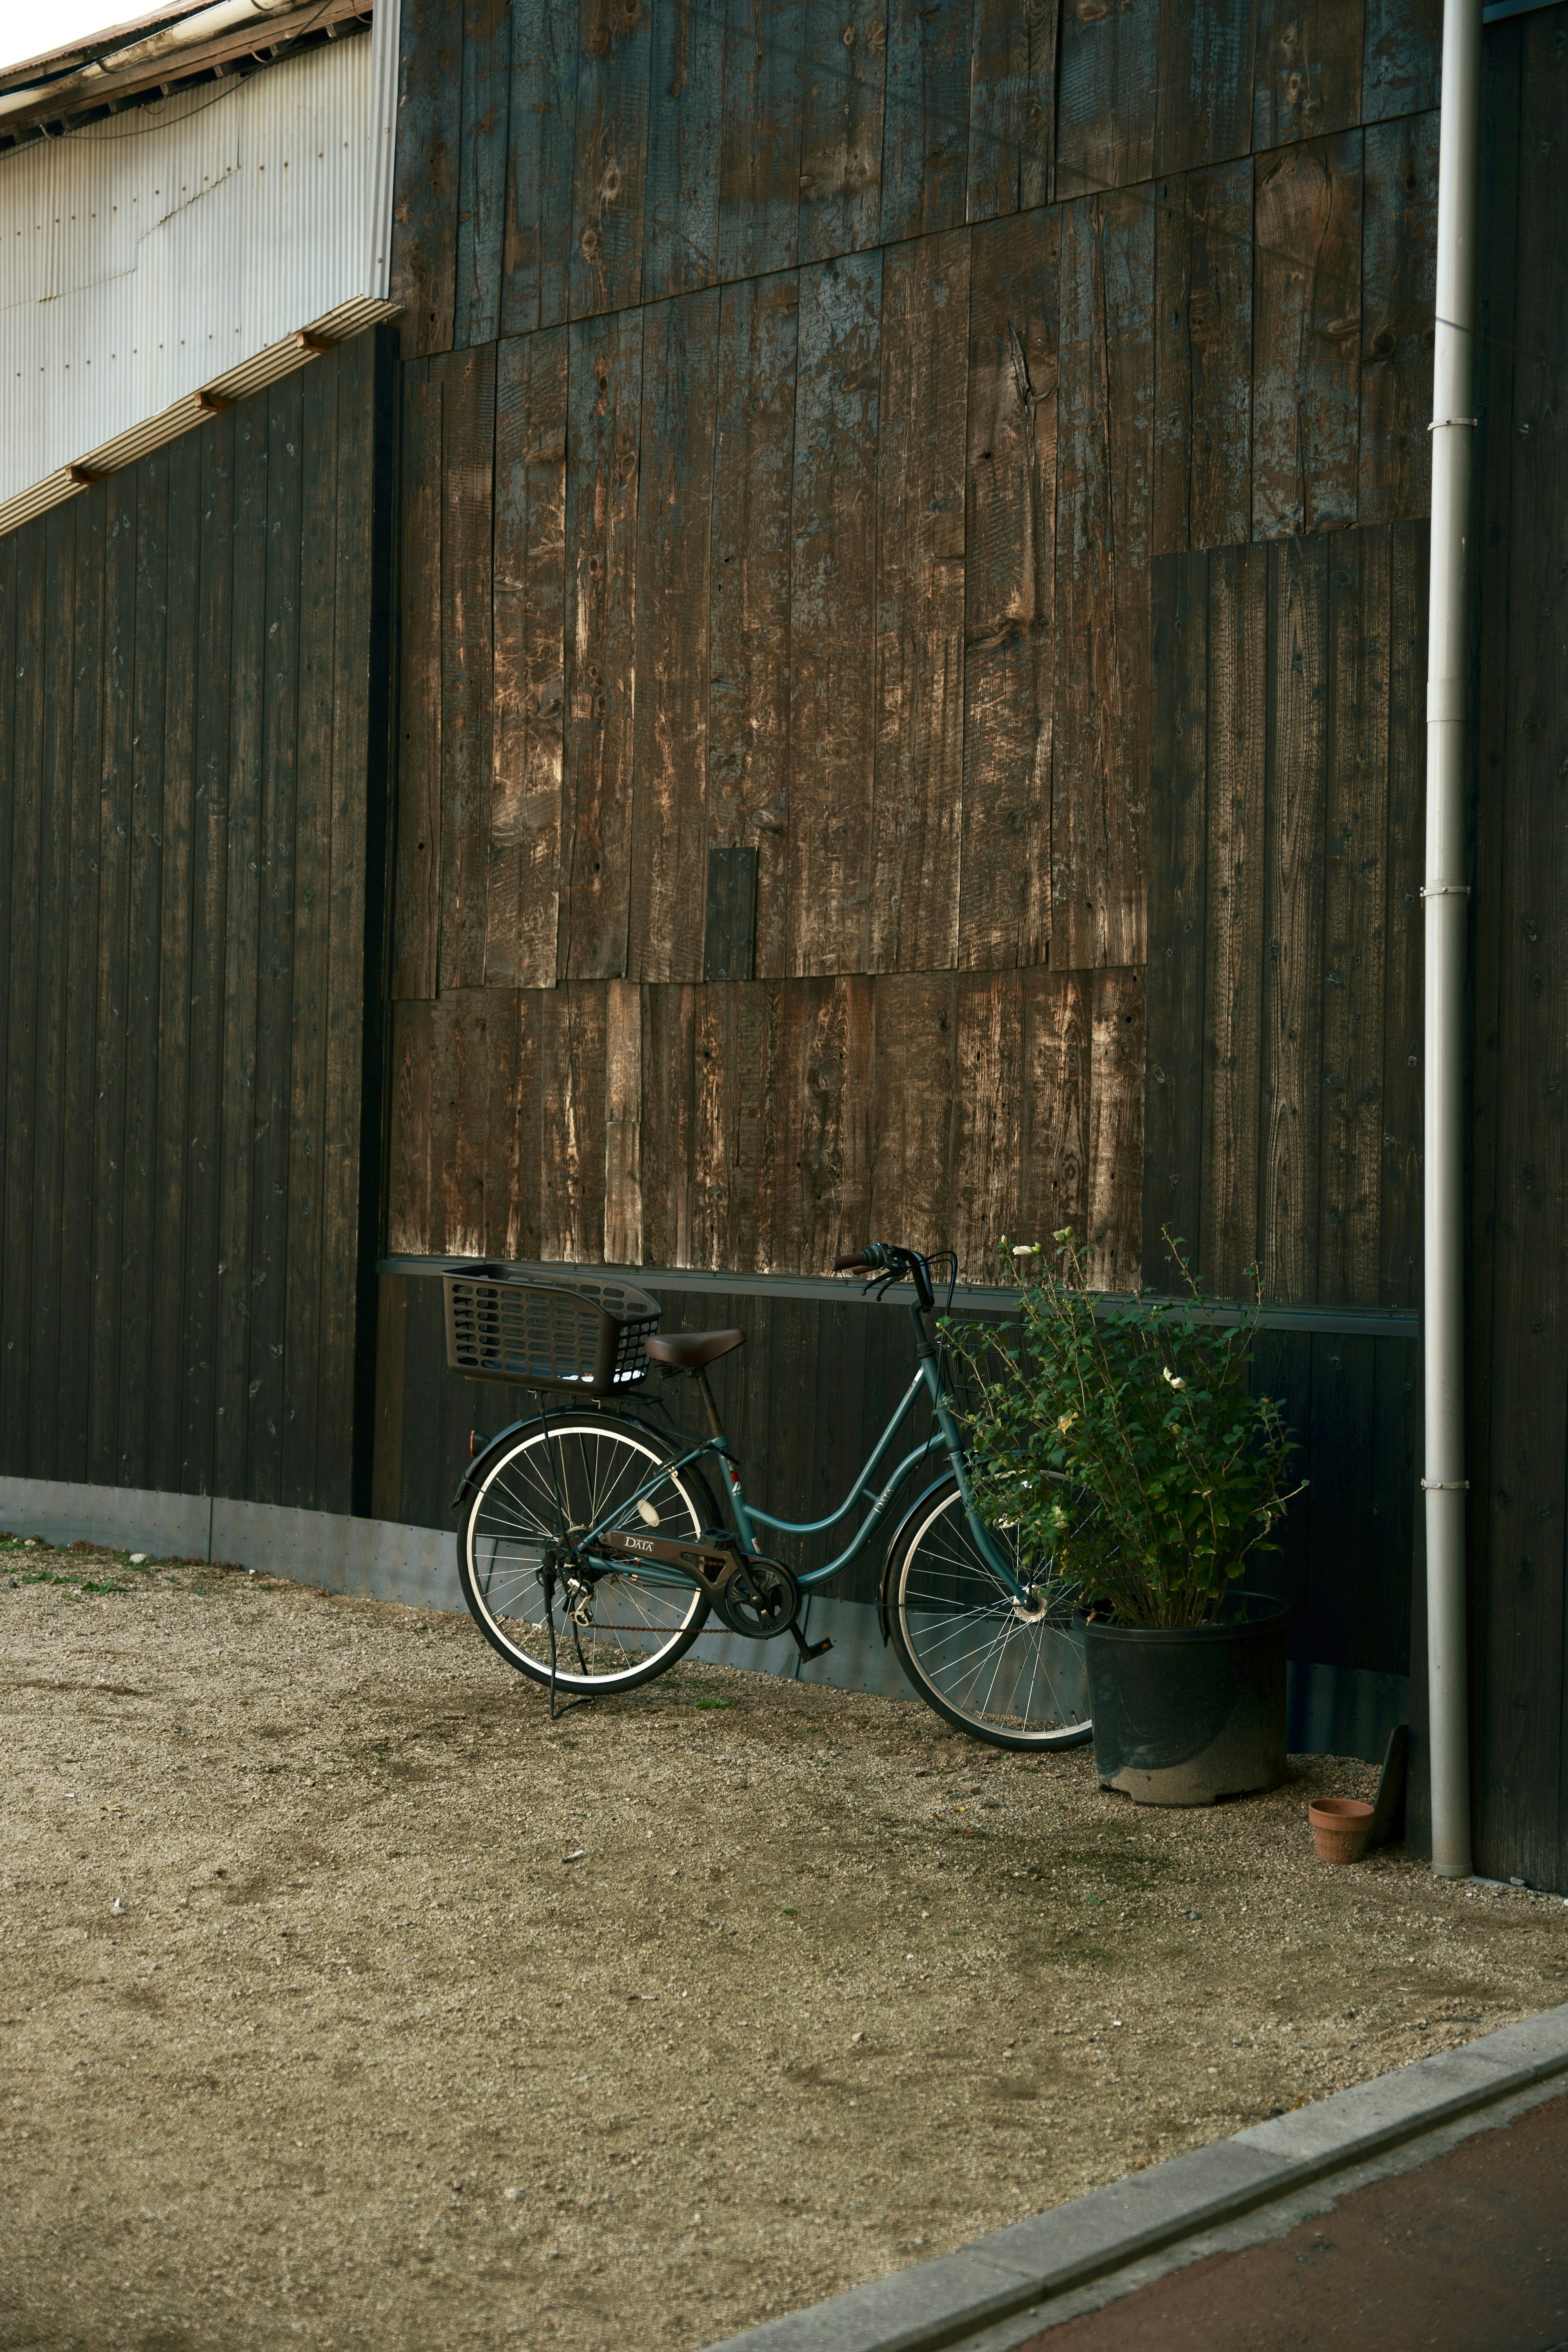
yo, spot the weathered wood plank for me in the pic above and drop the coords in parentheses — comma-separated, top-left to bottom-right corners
(88, 478, 136, 1485)
(123, 449, 169, 1490)
(489, 324, 568, 988)
(643, 0, 723, 298)
(1318, 524, 1390, 1307)
(1259, 532, 1328, 1305)
(1200, 540, 1269, 1297)
(1055, 0, 1158, 202)
(455, 0, 512, 348)
(786, 253, 881, 977)
(1252, 0, 1364, 149)
(1379, 518, 1426, 1309)
(1053, 189, 1154, 969)
(214, 394, 268, 1499)
(29, 506, 76, 1474)
(570, 0, 651, 318)
(1088, 965, 1145, 1292)
(58, 487, 105, 1481)
(391, 365, 443, 1000)
(639, 982, 695, 1266)
(1252, 129, 1363, 539)
(629, 286, 719, 984)
(429, 987, 501, 1256)
(1019, 965, 1091, 1251)
(960, 207, 1057, 970)
(0, 522, 44, 1472)
(869, 974, 956, 1258)
(604, 975, 644, 1261)
(539, 980, 608, 1259)
(798, 0, 885, 263)
(390, 0, 463, 357)
(437, 343, 497, 993)
(1153, 0, 1255, 177)
(879, 0, 969, 242)
(966, 0, 1055, 223)
(501, 0, 579, 334)
(179, 421, 234, 1495)
(1363, 0, 1440, 123)
(561, 309, 642, 980)
(1152, 159, 1252, 557)
(953, 971, 1022, 1277)
(718, 0, 803, 283)
(1143, 550, 1208, 1287)
(872, 227, 968, 974)
(709, 270, 797, 980)
(690, 979, 776, 1270)
(1359, 109, 1438, 529)
(386, 997, 435, 1254)
(770, 975, 874, 1272)
(704, 846, 759, 981)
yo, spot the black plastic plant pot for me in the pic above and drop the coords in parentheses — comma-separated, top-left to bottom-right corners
(1083, 1591, 1290, 1808)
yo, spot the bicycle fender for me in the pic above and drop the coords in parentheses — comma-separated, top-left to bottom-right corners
(875, 1471, 957, 1648)
(451, 1409, 713, 1515)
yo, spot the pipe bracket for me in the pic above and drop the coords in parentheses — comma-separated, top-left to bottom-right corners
(1420, 883, 1470, 899)
(1421, 1479, 1471, 1492)
(1427, 418, 1478, 429)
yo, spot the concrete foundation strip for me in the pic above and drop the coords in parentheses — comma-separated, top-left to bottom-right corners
(703, 2003, 1568, 2352)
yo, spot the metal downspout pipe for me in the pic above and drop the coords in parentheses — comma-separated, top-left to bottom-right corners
(1423, 0, 1483, 1881)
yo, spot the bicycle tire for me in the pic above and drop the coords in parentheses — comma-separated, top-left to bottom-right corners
(886, 1475, 1093, 1752)
(457, 1413, 718, 1695)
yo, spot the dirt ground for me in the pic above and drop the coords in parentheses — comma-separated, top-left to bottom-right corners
(3, 1538, 1566, 2352)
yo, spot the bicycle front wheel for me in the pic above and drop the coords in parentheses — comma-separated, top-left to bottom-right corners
(886, 1476, 1092, 1751)
(459, 1414, 715, 1694)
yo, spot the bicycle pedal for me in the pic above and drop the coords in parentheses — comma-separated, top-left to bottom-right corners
(789, 1625, 833, 1662)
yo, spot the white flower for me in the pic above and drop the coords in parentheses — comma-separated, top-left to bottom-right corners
(1161, 1367, 1185, 1390)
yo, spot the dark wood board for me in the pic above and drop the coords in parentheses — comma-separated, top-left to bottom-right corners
(1252, 0, 1364, 149)
(1052, 189, 1154, 972)
(370, 1267, 408, 1523)
(1019, 965, 1091, 1251)
(1304, 1330, 1379, 1662)
(58, 486, 105, 1481)
(960, 205, 1058, 971)
(965, 0, 1055, 223)
(391, 365, 443, 1001)
(436, 342, 497, 993)
(1054, 0, 1157, 202)
(560, 308, 643, 980)
(428, 986, 501, 1255)
(797, 0, 885, 263)
(29, 505, 75, 1477)
(1369, 1334, 1417, 1677)
(769, 975, 875, 1273)
(952, 971, 1024, 1278)
(786, 252, 882, 978)
(0, 521, 42, 1472)
(604, 977, 644, 1263)
(878, 0, 969, 242)
(872, 227, 968, 975)
(1259, 532, 1328, 1305)
(690, 978, 775, 1269)
(1252, 129, 1363, 540)
(1153, 0, 1255, 178)
(628, 285, 719, 984)
(569, 0, 651, 318)
(704, 845, 759, 981)
(390, 0, 463, 356)
(1143, 550, 1209, 1287)
(1379, 518, 1425, 1309)
(1200, 539, 1269, 1298)
(1363, 0, 1441, 123)
(502, 0, 579, 335)
(455, 0, 512, 350)
(538, 979, 608, 1259)
(717, 0, 803, 284)
(385, 996, 436, 1254)
(489, 324, 568, 989)
(638, 982, 695, 1267)
(1152, 160, 1253, 558)
(868, 973, 957, 1261)
(89, 481, 136, 1485)
(1359, 108, 1438, 529)
(708, 270, 798, 980)
(1317, 523, 1390, 1307)
(179, 421, 235, 1496)
(1250, 1325, 1312, 1642)
(1087, 965, 1145, 1292)
(643, 0, 723, 298)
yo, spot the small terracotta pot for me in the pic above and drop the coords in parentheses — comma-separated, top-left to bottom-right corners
(1309, 1796, 1375, 1864)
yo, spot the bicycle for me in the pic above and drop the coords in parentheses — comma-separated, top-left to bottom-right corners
(445, 1243, 1092, 1751)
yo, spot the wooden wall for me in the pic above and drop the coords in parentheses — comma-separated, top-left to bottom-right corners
(385, 0, 1443, 1287)
(0, 333, 393, 1514)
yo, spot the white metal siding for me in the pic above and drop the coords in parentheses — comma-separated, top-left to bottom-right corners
(0, 0, 400, 522)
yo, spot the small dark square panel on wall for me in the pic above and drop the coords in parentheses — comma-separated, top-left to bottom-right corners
(704, 845, 759, 982)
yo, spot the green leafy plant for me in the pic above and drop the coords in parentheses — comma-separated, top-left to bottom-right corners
(942, 1231, 1304, 1630)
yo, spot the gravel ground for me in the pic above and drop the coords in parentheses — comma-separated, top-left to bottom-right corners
(3, 1536, 1566, 2352)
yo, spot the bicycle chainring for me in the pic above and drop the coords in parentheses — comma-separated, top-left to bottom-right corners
(714, 1555, 801, 1640)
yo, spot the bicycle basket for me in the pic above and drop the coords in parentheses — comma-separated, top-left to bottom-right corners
(442, 1267, 662, 1395)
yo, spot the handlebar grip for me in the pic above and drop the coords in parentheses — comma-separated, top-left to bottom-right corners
(833, 1251, 870, 1272)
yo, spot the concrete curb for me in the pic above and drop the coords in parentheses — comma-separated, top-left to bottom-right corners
(702, 2003, 1568, 2352)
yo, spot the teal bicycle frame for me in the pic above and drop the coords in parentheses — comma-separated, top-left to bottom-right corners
(569, 1293, 1029, 1607)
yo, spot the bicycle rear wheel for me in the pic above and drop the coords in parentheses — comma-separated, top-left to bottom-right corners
(886, 1476, 1092, 1751)
(459, 1414, 716, 1694)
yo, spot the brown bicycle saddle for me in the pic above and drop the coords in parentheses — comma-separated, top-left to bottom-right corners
(644, 1327, 746, 1372)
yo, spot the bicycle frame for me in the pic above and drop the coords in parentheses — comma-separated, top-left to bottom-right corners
(572, 1295, 1031, 1607)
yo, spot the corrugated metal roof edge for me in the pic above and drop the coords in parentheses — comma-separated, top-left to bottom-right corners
(0, 292, 400, 538)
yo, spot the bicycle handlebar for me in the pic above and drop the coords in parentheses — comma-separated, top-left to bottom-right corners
(832, 1241, 936, 1311)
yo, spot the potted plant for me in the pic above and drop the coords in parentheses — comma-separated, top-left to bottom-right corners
(944, 1232, 1305, 1806)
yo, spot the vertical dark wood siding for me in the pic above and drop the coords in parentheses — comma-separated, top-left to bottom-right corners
(0, 334, 391, 1513)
